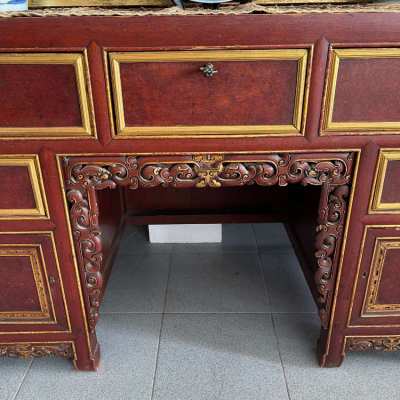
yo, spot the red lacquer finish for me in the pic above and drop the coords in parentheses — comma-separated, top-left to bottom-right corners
(0, 166, 36, 209)
(119, 59, 298, 127)
(1, 10, 400, 370)
(0, 63, 82, 128)
(333, 58, 400, 124)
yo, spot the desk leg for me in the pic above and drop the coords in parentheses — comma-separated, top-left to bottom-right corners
(74, 339, 100, 371)
(318, 327, 346, 367)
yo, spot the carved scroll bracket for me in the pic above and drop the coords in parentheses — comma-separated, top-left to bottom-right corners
(64, 152, 354, 334)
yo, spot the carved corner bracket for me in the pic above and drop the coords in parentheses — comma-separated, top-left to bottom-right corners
(63, 152, 354, 335)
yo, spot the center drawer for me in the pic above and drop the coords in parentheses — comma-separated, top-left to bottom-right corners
(108, 49, 309, 137)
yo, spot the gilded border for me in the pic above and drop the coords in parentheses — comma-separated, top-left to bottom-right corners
(321, 48, 400, 135)
(363, 238, 400, 315)
(108, 49, 309, 137)
(0, 155, 49, 220)
(0, 232, 71, 335)
(0, 245, 52, 322)
(347, 225, 400, 328)
(0, 53, 96, 139)
(370, 149, 400, 213)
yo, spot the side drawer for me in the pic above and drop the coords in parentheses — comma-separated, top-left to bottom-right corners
(0, 53, 95, 138)
(322, 48, 400, 134)
(370, 149, 400, 213)
(349, 226, 400, 327)
(0, 155, 48, 219)
(0, 232, 70, 334)
(108, 49, 309, 137)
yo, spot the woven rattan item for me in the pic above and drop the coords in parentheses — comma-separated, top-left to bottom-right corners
(26, 0, 372, 8)
(0, 0, 399, 17)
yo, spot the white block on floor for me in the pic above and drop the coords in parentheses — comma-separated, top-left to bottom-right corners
(149, 224, 222, 243)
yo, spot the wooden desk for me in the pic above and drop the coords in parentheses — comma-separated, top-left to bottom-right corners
(1, 7, 400, 370)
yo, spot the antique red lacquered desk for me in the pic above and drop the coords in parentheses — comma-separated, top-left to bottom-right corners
(1, 5, 400, 370)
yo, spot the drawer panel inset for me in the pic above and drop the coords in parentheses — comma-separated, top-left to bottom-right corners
(349, 226, 400, 327)
(370, 150, 400, 213)
(322, 48, 400, 134)
(0, 156, 48, 219)
(0, 53, 95, 138)
(108, 49, 309, 137)
(0, 232, 69, 333)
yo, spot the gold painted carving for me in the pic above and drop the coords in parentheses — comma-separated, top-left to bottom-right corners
(322, 48, 400, 134)
(0, 53, 95, 139)
(346, 336, 400, 352)
(0, 342, 74, 359)
(108, 49, 309, 137)
(0, 155, 48, 219)
(193, 155, 224, 188)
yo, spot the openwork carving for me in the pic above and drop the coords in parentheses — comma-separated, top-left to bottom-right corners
(64, 152, 354, 333)
(347, 337, 400, 352)
(0, 343, 74, 359)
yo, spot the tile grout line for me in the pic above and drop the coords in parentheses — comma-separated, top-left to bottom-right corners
(271, 314, 293, 400)
(254, 224, 293, 399)
(11, 358, 33, 400)
(150, 251, 173, 400)
(101, 311, 318, 315)
(252, 224, 274, 307)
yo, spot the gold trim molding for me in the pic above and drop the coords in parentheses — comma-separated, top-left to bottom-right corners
(0, 155, 48, 219)
(322, 48, 400, 135)
(370, 149, 400, 213)
(0, 232, 71, 334)
(347, 225, 400, 329)
(0, 53, 95, 139)
(0, 245, 54, 323)
(363, 237, 400, 316)
(108, 49, 309, 137)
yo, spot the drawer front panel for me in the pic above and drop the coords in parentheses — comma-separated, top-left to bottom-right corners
(0, 53, 95, 138)
(0, 156, 48, 219)
(109, 49, 309, 137)
(322, 48, 400, 134)
(370, 150, 400, 213)
(0, 232, 70, 333)
(349, 226, 400, 327)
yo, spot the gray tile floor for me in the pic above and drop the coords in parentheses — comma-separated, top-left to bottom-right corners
(2, 223, 400, 400)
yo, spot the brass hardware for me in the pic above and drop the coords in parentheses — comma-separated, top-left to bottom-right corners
(200, 63, 218, 78)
